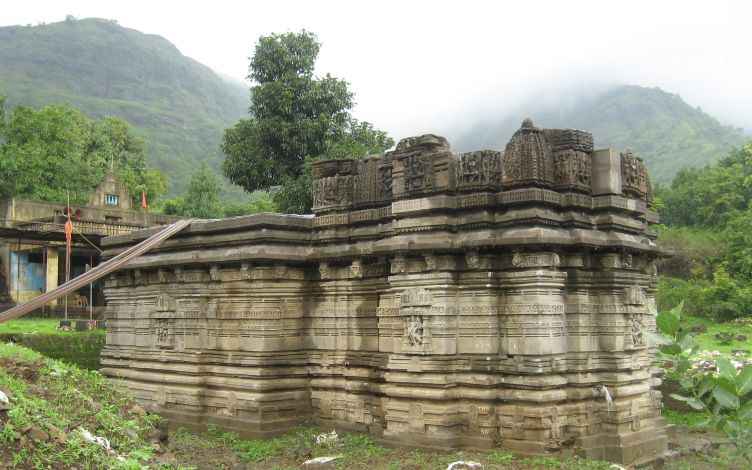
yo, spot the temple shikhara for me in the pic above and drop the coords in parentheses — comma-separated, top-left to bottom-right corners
(100, 120, 668, 465)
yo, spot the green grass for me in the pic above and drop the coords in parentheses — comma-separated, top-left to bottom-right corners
(684, 316, 752, 355)
(662, 409, 711, 430)
(0, 318, 104, 336)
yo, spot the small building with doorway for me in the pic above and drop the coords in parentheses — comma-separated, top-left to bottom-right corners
(0, 172, 184, 314)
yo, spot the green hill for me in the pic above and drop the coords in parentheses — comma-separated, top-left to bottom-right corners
(453, 86, 749, 183)
(0, 17, 248, 197)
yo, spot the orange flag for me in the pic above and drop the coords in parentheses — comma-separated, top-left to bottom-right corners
(64, 219, 73, 243)
(142, 191, 147, 209)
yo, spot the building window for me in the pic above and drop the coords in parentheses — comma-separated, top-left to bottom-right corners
(105, 194, 119, 206)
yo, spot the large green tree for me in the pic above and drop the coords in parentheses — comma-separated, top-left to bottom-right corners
(221, 31, 393, 213)
(182, 163, 222, 218)
(0, 97, 166, 205)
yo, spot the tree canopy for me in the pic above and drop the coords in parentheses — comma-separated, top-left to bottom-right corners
(178, 163, 222, 219)
(0, 96, 166, 205)
(657, 143, 752, 228)
(221, 31, 394, 213)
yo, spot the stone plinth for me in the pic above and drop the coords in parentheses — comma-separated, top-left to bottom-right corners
(100, 120, 667, 465)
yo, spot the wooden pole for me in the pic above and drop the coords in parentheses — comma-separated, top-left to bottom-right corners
(15, 238, 20, 306)
(64, 193, 70, 320)
(42, 245, 46, 316)
(88, 254, 93, 320)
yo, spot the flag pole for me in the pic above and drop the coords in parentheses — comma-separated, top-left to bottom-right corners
(64, 192, 71, 320)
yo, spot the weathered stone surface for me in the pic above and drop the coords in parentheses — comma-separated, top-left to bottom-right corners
(100, 121, 667, 466)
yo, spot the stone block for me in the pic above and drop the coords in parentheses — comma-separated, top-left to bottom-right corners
(592, 149, 623, 195)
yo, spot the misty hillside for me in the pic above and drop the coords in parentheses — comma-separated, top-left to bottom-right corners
(453, 86, 749, 183)
(0, 17, 248, 197)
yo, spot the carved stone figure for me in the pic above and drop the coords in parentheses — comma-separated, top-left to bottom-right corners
(404, 154, 432, 192)
(622, 253, 633, 268)
(466, 250, 480, 269)
(155, 319, 172, 348)
(377, 164, 393, 199)
(621, 150, 653, 204)
(406, 315, 423, 346)
(631, 315, 644, 346)
(319, 262, 334, 280)
(424, 253, 437, 271)
(546, 410, 566, 450)
(391, 254, 406, 274)
(350, 260, 363, 279)
(240, 262, 252, 280)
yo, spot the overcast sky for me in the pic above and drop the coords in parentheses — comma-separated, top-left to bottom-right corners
(4, 0, 752, 138)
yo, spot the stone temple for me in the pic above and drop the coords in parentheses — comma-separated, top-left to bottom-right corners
(100, 120, 669, 465)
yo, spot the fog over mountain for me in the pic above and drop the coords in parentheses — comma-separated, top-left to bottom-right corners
(448, 85, 749, 183)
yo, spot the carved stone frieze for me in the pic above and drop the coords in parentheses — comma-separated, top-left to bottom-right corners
(510, 252, 561, 268)
(313, 175, 354, 212)
(553, 149, 591, 193)
(456, 150, 502, 191)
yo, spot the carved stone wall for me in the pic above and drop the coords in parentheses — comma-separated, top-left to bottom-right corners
(101, 121, 666, 466)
